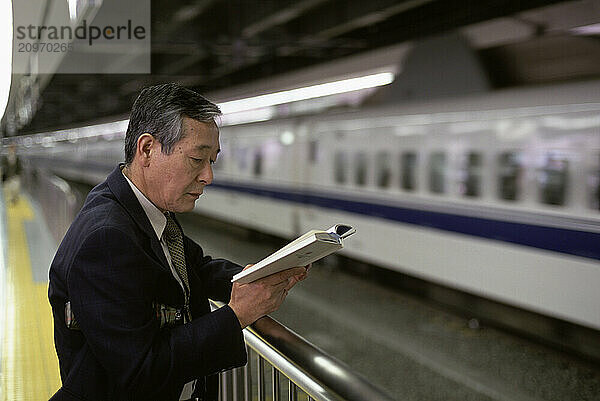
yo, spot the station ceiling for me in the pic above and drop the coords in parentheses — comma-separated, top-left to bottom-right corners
(17, 0, 600, 134)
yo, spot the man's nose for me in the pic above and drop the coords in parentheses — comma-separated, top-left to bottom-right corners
(198, 164, 213, 185)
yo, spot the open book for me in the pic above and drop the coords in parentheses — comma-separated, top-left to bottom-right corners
(232, 224, 356, 284)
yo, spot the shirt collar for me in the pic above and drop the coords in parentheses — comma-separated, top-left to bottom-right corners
(122, 170, 167, 240)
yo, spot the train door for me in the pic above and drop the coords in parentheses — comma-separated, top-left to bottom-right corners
(589, 152, 600, 211)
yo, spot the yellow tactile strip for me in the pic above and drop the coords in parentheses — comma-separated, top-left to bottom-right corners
(1, 196, 61, 400)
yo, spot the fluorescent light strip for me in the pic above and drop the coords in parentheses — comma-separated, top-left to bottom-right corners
(570, 23, 600, 36)
(68, 0, 78, 23)
(15, 72, 396, 144)
(219, 107, 274, 126)
(218, 72, 395, 114)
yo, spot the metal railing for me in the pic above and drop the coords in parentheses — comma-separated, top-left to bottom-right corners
(212, 301, 396, 401)
(21, 158, 82, 243)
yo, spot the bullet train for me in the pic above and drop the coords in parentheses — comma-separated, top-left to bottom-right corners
(21, 80, 600, 331)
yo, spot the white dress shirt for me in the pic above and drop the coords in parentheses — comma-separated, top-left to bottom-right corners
(122, 171, 187, 296)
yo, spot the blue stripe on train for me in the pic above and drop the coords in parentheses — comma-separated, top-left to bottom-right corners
(211, 181, 600, 261)
(32, 156, 599, 262)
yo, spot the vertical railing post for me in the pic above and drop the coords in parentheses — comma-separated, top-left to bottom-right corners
(257, 356, 265, 401)
(272, 368, 280, 401)
(231, 369, 238, 401)
(243, 363, 251, 401)
(289, 382, 298, 401)
(220, 371, 229, 401)
(218, 372, 223, 401)
(232, 367, 246, 400)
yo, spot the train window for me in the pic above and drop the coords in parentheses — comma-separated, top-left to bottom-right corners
(334, 151, 347, 184)
(355, 152, 368, 187)
(235, 146, 248, 172)
(308, 140, 318, 163)
(460, 152, 482, 197)
(538, 152, 569, 206)
(429, 152, 446, 194)
(587, 153, 600, 210)
(253, 150, 263, 177)
(400, 152, 417, 191)
(376, 151, 391, 188)
(497, 152, 522, 201)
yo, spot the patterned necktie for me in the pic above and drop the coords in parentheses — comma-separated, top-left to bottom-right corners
(163, 213, 190, 296)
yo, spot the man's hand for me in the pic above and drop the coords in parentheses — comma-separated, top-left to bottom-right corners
(228, 265, 308, 328)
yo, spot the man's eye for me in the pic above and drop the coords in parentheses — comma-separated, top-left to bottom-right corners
(191, 157, 203, 163)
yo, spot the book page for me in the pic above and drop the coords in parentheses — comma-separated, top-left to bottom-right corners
(232, 232, 341, 284)
(273, 230, 324, 255)
(232, 224, 354, 284)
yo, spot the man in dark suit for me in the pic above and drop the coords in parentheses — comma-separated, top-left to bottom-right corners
(48, 83, 307, 401)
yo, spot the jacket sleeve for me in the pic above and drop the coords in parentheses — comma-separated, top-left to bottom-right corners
(184, 234, 243, 302)
(68, 226, 247, 399)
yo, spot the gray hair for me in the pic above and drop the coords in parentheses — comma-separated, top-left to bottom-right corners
(124, 83, 221, 164)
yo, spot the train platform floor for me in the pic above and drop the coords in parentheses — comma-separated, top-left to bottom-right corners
(179, 215, 600, 401)
(0, 190, 61, 400)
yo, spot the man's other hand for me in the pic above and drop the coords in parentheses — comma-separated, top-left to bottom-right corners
(228, 265, 307, 328)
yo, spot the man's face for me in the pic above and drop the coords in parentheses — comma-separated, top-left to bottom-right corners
(145, 117, 220, 213)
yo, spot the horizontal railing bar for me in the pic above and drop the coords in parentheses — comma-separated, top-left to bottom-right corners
(243, 328, 343, 401)
(210, 299, 395, 401)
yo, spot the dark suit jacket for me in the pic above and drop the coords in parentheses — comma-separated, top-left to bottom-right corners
(48, 165, 247, 401)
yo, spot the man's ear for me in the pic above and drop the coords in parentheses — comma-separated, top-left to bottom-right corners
(137, 133, 156, 166)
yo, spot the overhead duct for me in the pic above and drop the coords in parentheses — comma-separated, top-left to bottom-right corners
(368, 32, 490, 105)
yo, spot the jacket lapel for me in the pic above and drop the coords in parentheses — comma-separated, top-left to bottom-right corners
(106, 164, 170, 271)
